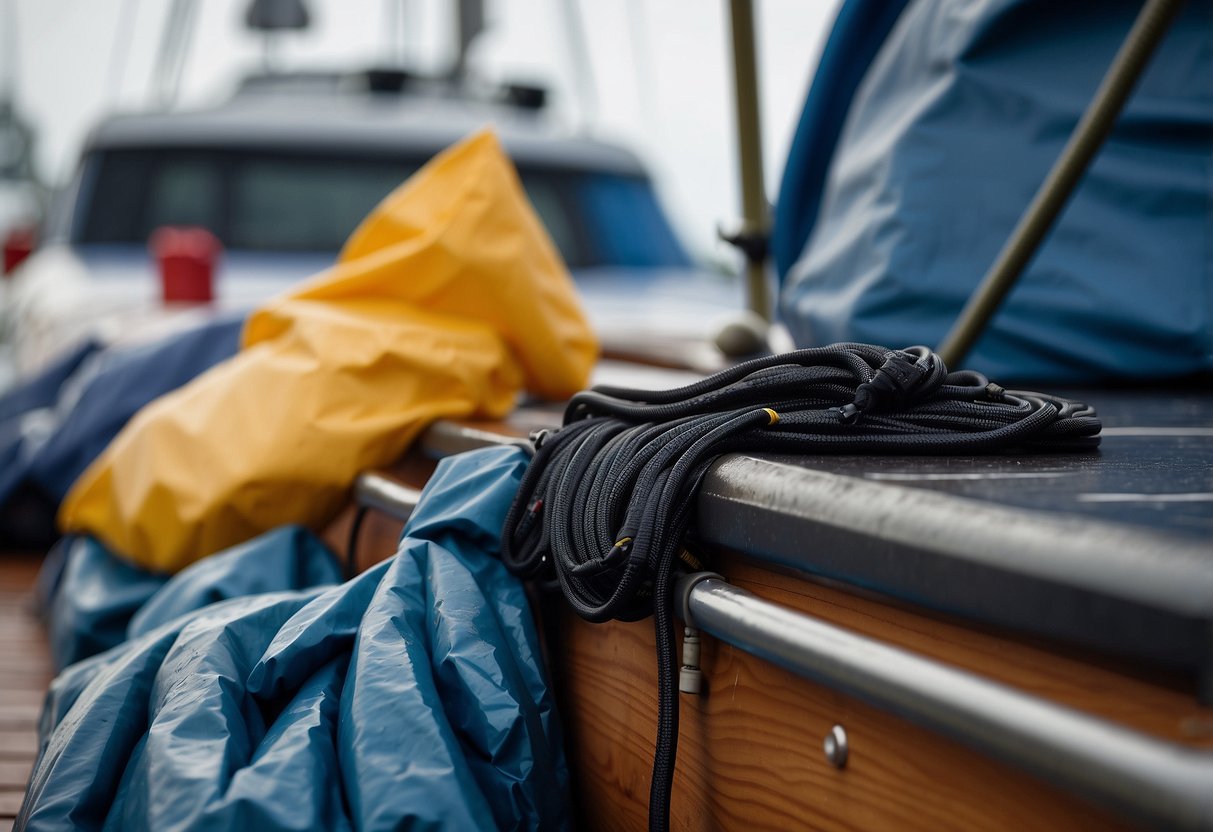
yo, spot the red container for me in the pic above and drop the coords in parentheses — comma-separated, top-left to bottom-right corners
(149, 226, 221, 303)
(2, 225, 36, 275)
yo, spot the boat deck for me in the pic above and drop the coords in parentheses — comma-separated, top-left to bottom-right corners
(2, 378, 1210, 829)
(353, 382, 1213, 830)
(0, 554, 51, 831)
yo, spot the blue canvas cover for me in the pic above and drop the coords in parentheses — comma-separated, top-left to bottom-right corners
(779, 0, 1213, 382)
(45, 526, 340, 670)
(770, 0, 910, 280)
(20, 446, 570, 831)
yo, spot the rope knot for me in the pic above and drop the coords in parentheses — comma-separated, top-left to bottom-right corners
(852, 347, 946, 414)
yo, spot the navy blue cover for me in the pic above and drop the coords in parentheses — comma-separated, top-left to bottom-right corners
(29, 315, 243, 501)
(779, 0, 1213, 381)
(0, 315, 242, 517)
(20, 446, 570, 831)
(0, 342, 102, 510)
(0, 341, 100, 424)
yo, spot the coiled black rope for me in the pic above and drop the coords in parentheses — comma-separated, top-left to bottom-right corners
(501, 344, 1100, 832)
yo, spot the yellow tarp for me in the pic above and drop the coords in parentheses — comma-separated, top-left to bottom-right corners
(59, 130, 598, 572)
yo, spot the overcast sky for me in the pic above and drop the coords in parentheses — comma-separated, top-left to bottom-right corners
(4, 0, 837, 255)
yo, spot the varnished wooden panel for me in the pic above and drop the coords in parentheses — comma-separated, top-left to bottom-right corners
(554, 608, 1135, 831)
(548, 550, 1212, 831)
(719, 555, 1212, 747)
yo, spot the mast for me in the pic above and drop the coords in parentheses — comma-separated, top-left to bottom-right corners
(725, 0, 771, 322)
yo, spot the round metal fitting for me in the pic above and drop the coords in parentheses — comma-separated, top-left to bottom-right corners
(823, 724, 849, 769)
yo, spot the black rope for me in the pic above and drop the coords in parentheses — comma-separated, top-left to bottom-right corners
(501, 344, 1100, 832)
(345, 505, 368, 580)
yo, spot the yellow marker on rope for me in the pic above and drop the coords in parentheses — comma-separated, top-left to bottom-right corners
(763, 408, 780, 425)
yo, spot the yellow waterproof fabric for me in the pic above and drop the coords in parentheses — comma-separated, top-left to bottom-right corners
(59, 130, 598, 572)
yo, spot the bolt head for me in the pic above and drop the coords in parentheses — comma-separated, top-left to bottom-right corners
(823, 724, 848, 769)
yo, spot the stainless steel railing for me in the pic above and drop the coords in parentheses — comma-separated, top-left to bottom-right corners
(676, 572, 1213, 831)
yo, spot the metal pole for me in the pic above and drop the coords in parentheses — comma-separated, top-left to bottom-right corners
(726, 0, 771, 321)
(937, 0, 1187, 368)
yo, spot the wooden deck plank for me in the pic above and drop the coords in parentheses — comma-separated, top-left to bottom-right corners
(0, 762, 32, 790)
(0, 554, 50, 819)
(0, 791, 25, 817)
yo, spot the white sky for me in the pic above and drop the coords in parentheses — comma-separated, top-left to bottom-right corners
(5, 0, 838, 256)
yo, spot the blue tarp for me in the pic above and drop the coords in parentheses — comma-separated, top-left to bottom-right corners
(20, 446, 570, 831)
(779, 0, 1213, 381)
(44, 526, 341, 671)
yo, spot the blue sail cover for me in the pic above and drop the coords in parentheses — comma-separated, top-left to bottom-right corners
(779, 0, 1213, 381)
(20, 446, 570, 831)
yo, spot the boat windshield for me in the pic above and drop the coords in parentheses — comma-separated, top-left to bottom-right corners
(70, 147, 691, 270)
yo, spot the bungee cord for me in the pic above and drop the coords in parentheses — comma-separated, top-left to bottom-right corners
(501, 343, 1100, 832)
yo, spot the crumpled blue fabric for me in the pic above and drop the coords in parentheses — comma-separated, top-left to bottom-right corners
(0, 341, 102, 545)
(0, 340, 100, 424)
(45, 525, 341, 671)
(45, 537, 169, 671)
(20, 445, 570, 832)
(0, 314, 242, 514)
(779, 0, 1213, 382)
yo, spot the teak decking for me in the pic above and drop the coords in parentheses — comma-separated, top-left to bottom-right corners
(0, 554, 51, 832)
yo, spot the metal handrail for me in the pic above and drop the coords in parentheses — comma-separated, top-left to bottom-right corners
(353, 474, 422, 523)
(676, 572, 1213, 831)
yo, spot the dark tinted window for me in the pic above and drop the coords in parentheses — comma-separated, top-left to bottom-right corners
(74, 146, 690, 268)
(228, 157, 417, 251)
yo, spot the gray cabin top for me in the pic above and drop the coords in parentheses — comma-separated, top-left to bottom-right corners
(83, 94, 647, 176)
